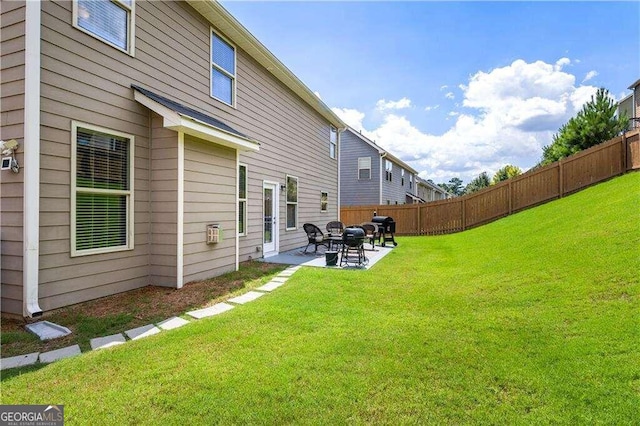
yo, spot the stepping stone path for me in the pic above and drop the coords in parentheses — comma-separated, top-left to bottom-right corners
(186, 302, 234, 319)
(158, 316, 190, 330)
(2, 266, 303, 370)
(90, 333, 126, 350)
(39, 345, 81, 364)
(125, 324, 161, 340)
(1, 352, 39, 370)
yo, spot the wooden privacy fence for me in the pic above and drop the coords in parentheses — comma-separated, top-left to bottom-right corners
(341, 130, 640, 236)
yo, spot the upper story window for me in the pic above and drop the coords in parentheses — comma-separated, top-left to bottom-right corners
(385, 159, 393, 182)
(72, 122, 134, 256)
(401, 169, 405, 186)
(358, 157, 371, 179)
(211, 31, 236, 106)
(74, 0, 135, 55)
(329, 126, 337, 159)
(409, 174, 413, 189)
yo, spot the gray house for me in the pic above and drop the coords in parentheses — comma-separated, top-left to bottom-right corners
(415, 176, 451, 202)
(340, 127, 423, 206)
(0, 0, 345, 316)
(617, 78, 640, 130)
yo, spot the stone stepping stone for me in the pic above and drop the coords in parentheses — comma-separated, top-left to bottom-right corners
(288, 266, 302, 271)
(256, 280, 286, 292)
(157, 316, 190, 330)
(228, 291, 265, 305)
(90, 333, 126, 350)
(25, 321, 72, 341)
(186, 302, 234, 319)
(39, 345, 81, 364)
(125, 324, 161, 340)
(1, 352, 39, 370)
(277, 270, 296, 277)
(271, 276, 289, 283)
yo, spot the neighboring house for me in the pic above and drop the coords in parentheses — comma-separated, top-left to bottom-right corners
(415, 176, 451, 202)
(340, 127, 423, 206)
(617, 78, 640, 130)
(0, 0, 345, 316)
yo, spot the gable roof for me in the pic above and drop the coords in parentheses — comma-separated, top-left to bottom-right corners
(133, 85, 260, 152)
(186, 0, 346, 129)
(344, 126, 419, 174)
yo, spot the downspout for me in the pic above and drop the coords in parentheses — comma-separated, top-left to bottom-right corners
(23, 0, 43, 317)
(379, 152, 387, 205)
(336, 127, 346, 220)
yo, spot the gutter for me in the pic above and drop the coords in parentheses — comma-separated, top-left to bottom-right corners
(23, 0, 43, 317)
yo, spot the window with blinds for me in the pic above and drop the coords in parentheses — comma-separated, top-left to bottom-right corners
(358, 157, 371, 179)
(238, 164, 247, 236)
(75, 0, 134, 54)
(72, 123, 134, 256)
(286, 175, 298, 229)
(211, 31, 236, 105)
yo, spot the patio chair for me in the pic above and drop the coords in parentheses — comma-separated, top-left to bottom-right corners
(360, 222, 380, 249)
(303, 223, 329, 253)
(325, 221, 345, 236)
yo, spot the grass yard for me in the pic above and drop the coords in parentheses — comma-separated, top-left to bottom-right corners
(1, 173, 639, 424)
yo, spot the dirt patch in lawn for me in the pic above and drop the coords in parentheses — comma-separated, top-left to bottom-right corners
(1, 261, 288, 358)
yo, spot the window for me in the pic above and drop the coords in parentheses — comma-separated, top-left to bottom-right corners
(72, 122, 134, 256)
(358, 157, 371, 179)
(401, 169, 405, 186)
(286, 175, 298, 229)
(385, 159, 393, 182)
(238, 164, 247, 236)
(211, 31, 236, 106)
(321, 192, 328, 212)
(74, 0, 134, 54)
(329, 126, 337, 159)
(409, 174, 413, 189)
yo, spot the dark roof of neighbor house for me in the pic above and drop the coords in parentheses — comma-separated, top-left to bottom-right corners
(131, 85, 250, 140)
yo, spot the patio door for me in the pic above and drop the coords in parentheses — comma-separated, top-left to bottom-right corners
(263, 182, 278, 256)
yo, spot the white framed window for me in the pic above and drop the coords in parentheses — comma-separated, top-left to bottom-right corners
(409, 174, 413, 189)
(385, 159, 393, 182)
(329, 126, 337, 159)
(71, 122, 134, 256)
(401, 169, 405, 186)
(211, 30, 236, 106)
(73, 0, 135, 55)
(238, 164, 247, 236)
(286, 175, 298, 230)
(321, 192, 328, 212)
(358, 157, 371, 179)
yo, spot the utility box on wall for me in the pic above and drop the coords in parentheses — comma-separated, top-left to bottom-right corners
(206, 224, 222, 244)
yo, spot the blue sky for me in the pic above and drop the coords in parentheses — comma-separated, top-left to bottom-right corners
(222, 1, 639, 183)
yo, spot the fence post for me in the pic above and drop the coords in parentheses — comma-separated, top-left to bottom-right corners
(558, 160, 564, 198)
(417, 204, 422, 235)
(623, 132, 628, 172)
(461, 198, 466, 231)
(508, 180, 512, 215)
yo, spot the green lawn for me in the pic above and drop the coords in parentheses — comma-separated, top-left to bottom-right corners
(2, 173, 639, 424)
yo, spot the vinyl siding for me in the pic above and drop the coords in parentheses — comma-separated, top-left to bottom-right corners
(9, 0, 338, 312)
(382, 160, 411, 205)
(339, 130, 381, 206)
(0, 0, 25, 314)
(183, 135, 236, 282)
(149, 113, 177, 286)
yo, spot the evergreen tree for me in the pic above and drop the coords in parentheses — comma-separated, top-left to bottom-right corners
(492, 165, 522, 184)
(465, 172, 491, 194)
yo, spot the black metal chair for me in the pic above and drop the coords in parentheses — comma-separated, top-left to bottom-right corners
(325, 221, 345, 236)
(360, 222, 380, 250)
(303, 223, 329, 253)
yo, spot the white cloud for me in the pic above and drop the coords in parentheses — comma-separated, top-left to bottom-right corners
(424, 105, 439, 112)
(333, 58, 599, 183)
(582, 70, 598, 83)
(331, 107, 365, 131)
(313, 91, 322, 99)
(445, 92, 455, 100)
(440, 85, 448, 90)
(375, 97, 412, 111)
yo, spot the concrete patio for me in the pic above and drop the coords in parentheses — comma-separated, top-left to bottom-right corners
(259, 244, 394, 269)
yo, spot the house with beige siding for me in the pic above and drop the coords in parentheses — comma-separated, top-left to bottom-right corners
(0, 0, 345, 317)
(415, 176, 451, 202)
(617, 78, 640, 130)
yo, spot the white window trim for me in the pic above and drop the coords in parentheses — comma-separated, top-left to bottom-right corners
(329, 126, 337, 160)
(71, 121, 135, 257)
(320, 191, 328, 213)
(238, 163, 248, 237)
(285, 174, 298, 231)
(401, 169, 405, 186)
(385, 159, 393, 182)
(358, 156, 371, 180)
(72, 0, 135, 56)
(210, 28, 237, 108)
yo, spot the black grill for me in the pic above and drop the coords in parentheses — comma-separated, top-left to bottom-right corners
(342, 226, 365, 247)
(340, 226, 368, 267)
(371, 216, 398, 246)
